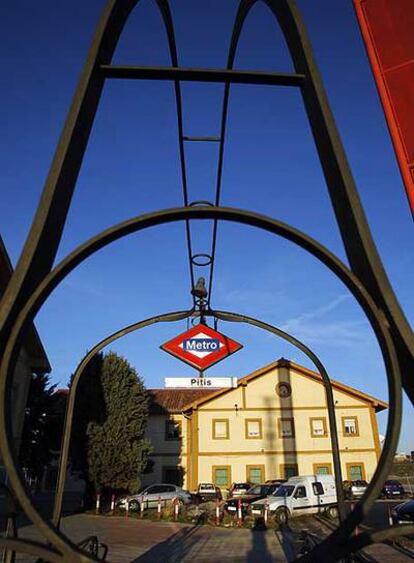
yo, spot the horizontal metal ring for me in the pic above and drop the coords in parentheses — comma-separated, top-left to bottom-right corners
(191, 253, 212, 266)
(188, 200, 215, 207)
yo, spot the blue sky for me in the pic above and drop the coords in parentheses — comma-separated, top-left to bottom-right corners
(1, 1, 413, 451)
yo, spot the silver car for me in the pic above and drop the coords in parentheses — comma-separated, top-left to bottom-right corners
(117, 483, 192, 511)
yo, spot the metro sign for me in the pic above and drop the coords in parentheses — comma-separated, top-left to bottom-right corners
(160, 324, 243, 370)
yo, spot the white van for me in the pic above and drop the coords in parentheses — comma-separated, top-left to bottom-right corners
(250, 474, 338, 524)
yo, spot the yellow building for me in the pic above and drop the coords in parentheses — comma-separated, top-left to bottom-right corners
(144, 358, 386, 491)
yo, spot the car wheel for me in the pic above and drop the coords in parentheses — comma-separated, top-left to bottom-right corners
(275, 507, 290, 525)
(326, 506, 338, 520)
(129, 499, 140, 512)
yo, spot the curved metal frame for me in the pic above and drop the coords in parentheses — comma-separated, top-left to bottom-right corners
(52, 307, 346, 528)
(0, 0, 412, 560)
(51, 308, 195, 527)
(0, 206, 410, 562)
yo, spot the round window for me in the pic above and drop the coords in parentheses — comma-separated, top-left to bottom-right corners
(276, 382, 292, 398)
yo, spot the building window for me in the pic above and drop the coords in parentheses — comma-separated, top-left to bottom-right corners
(278, 418, 295, 438)
(346, 463, 366, 481)
(280, 464, 298, 479)
(342, 416, 359, 437)
(212, 419, 229, 440)
(310, 417, 327, 437)
(165, 420, 181, 441)
(275, 381, 292, 398)
(245, 418, 262, 439)
(313, 463, 332, 475)
(247, 465, 265, 484)
(213, 466, 231, 487)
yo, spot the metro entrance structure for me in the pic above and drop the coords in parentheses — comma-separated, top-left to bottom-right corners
(0, 1, 413, 562)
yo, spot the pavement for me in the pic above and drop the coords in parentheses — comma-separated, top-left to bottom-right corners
(12, 515, 288, 562)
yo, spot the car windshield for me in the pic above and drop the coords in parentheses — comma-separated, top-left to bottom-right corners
(234, 484, 249, 489)
(247, 485, 264, 495)
(199, 484, 214, 490)
(353, 481, 367, 487)
(273, 485, 295, 497)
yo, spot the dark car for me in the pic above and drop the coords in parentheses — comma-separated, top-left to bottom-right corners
(225, 482, 282, 515)
(381, 480, 405, 499)
(391, 500, 414, 524)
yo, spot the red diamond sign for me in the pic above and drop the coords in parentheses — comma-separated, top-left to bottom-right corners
(160, 324, 243, 371)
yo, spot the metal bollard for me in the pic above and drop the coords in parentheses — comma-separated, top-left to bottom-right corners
(264, 500, 269, 525)
(125, 497, 129, 518)
(157, 497, 162, 518)
(140, 500, 144, 518)
(215, 499, 220, 526)
(237, 498, 243, 526)
(388, 504, 393, 526)
(95, 493, 101, 515)
(110, 494, 115, 515)
(174, 498, 179, 521)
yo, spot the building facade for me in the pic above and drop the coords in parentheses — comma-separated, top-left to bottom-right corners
(144, 358, 385, 491)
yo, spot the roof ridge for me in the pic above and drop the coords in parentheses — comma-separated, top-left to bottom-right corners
(184, 358, 388, 412)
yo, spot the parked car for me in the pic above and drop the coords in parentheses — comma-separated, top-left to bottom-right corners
(225, 482, 282, 516)
(391, 500, 414, 524)
(117, 484, 191, 511)
(250, 475, 338, 524)
(343, 480, 368, 499)
(195, 483, 222, 503)
(228, 483, 251, 498)
(381, 480, 405, 499)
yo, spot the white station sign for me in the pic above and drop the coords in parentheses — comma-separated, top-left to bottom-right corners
(164, 377, 238, 389)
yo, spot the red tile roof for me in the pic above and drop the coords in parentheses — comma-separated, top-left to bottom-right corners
(148, 388, 215, 414)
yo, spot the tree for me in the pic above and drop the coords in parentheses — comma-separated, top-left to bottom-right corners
(70, 354, 106, 480)
(19, 372, 56, 485)
(86, 352, 151, 494)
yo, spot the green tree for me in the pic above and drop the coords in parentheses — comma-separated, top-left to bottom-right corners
(86, 352, 151, 494)
(19, 372, 56, 485)
(70, 354, 106, 479)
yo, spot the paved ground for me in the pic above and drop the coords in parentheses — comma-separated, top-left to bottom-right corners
(11, 515, 288, 562)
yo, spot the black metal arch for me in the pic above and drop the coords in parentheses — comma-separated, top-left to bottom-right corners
(0, 206, 408, 563)
(1, 0, 411, 386)
(0, 0, 412, 561)
(52, 307, 346, 529)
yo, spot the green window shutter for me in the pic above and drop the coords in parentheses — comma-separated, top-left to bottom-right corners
(350, 465, 363, 480)
(215, 468, 228, 486)
(249, 468, 262, 484)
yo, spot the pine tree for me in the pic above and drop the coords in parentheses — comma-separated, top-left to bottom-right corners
(86, 352, 151, 495)
(19, 372, 56, 484)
